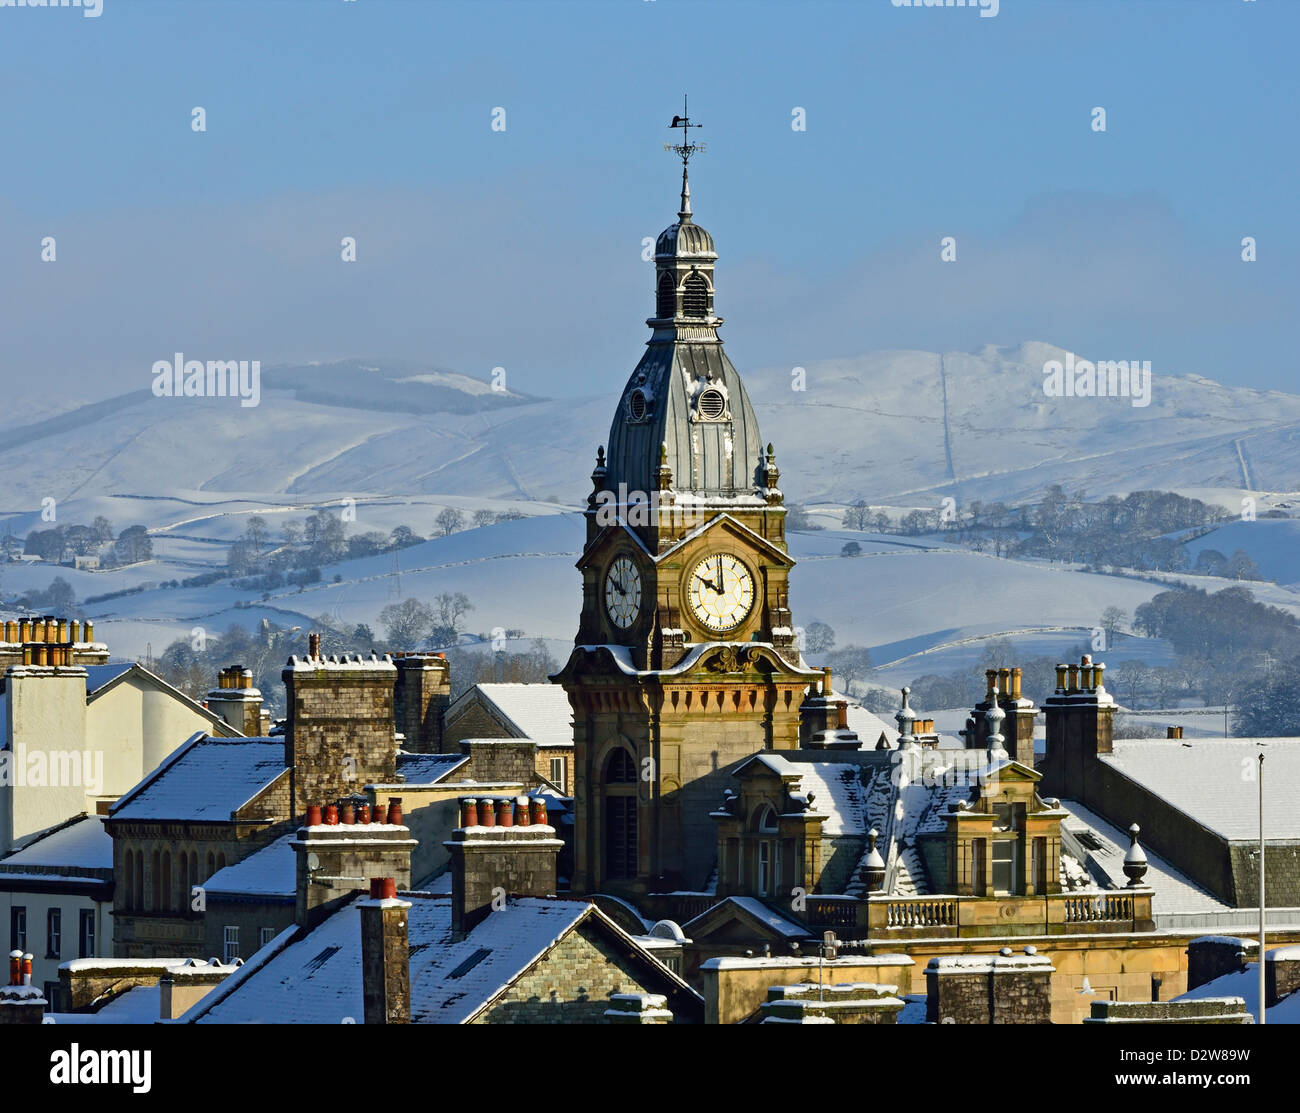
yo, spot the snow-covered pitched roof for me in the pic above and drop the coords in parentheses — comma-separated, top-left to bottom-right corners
(707, 897, 809, 940)
(109, 735, 286, 823)
(47, 985, 161, 1025)
(1100, 738, 1300, 840)
(395, 751, 468, 785)
(453, 683, 574, 749)
(0, 815, 111, 871)
(742, 754, 873, 836)
(841, 698, 899, 748)
(82, 663, 135, 694)
(203, 833, 296, 898)
(188, 893, 691, 1025)
(1176, 962, 1300, 1023)
(1055, 799, 1230, 915)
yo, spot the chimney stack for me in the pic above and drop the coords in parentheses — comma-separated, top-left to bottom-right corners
(0, 952, 45, 1024)
(282, 650, 398, 821)
(392, 652, 452, 753)
(206, 664, 265, 736)
(967, 664, 1038, 767)
(1039, 655, 1116, 802)
(360, 877, 411, 1025)
(798, 667, 841, 745)
(293, 798, 416, 929)
(446, 795, 562, 941)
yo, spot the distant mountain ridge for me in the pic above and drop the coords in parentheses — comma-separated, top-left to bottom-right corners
(2, 345, 1299, 514)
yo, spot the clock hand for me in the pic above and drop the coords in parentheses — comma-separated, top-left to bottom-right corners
(611, 577, 626, 596)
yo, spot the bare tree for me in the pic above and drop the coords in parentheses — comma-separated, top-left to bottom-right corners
(803, 622, 836, 654)
(379, 598, 435, 648)
(436, 507, 465, 536)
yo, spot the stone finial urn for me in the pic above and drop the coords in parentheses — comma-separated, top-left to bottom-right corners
(1123, 823, 1149, 887)
(864, 828, 886, 892)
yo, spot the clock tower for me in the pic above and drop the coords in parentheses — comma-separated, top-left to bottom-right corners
(555, 106, 821, 899)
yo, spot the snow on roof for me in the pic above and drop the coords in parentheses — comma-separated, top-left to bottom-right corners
(456, 683, 574, 749)
(110, 735, 285, 822)
(283, 654, 397, 673)
(1056, 799, 1231, 915)
(82, 662, 135, 694)
(1, 815, 111, 871)
(203, 834, 296, 898)
(699, 953, 913, 972)
(395, 751, 468, 785)
(842, 699, 899, 748)
(719, 898, 810, 939)
(748, 754, 872, 835)
(49, 985, 161, 1025)
(1099, 738, 1300, 840)
(1176, 962, 1300, 1023)
(191, 894, 596, 1024)
(59, 957, 235, 973)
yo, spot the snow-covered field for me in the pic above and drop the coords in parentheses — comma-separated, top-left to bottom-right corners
(4, 346, 1300, 686)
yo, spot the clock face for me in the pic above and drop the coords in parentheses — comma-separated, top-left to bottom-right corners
(687, 553, 755, 633)
(604, 556, 643, 629)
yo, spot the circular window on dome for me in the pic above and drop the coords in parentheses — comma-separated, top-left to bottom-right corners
(696, 388, 725, 420)
(628, 390, 648, 421)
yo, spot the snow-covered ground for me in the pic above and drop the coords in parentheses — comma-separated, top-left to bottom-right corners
(4, 347, 1300, 687)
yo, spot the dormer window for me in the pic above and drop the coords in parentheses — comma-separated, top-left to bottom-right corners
(682, 272, 709, 317)
(628, 390, 648, 422)
(656, 271, 676, 319)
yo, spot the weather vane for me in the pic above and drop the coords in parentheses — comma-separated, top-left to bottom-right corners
(665, 94, 706, 166)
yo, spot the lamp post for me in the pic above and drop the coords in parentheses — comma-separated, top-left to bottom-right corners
(1258, 751, 1265, 1025)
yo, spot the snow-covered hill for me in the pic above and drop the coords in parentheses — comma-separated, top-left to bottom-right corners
(4, 344, 1300, 525)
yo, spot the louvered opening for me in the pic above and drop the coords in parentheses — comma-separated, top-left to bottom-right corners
(628, 390, 647, 421)
(656, 271, 676, 318)
(697, 388, 725, 419)
(682, 273, 709, 317)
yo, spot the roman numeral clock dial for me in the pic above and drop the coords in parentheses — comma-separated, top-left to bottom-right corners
(604, 555, 643, 629)
(688, 553, 755, 634)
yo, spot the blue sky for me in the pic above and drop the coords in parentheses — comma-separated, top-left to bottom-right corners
(1, 0, 1294, 404)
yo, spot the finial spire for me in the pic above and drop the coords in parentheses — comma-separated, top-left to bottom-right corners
(666, 95, 705, 223)
(986, 680, 1009, 761)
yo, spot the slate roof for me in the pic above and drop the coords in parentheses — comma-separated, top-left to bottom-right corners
(1056, 799, 1230, 915)
(746, 754, 873, 836)
(684, 897, 810, 941)
(448, 683, 574, 749)
(606, 336, 766, 500)
(1100, 738, 1300, 840)
(186, 893, 699, 1025)
(0, 815, 111, 871)
(394, 751, 468, 785)
(203, 833, 296, 898)
(109, 734, 286, 823)
(82, 662, 135, 694)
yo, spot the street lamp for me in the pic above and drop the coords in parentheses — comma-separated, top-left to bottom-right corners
(1258, 750, 1265, 1025)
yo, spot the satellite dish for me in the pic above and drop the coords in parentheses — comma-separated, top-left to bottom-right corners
(307, 852, 320, 871)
